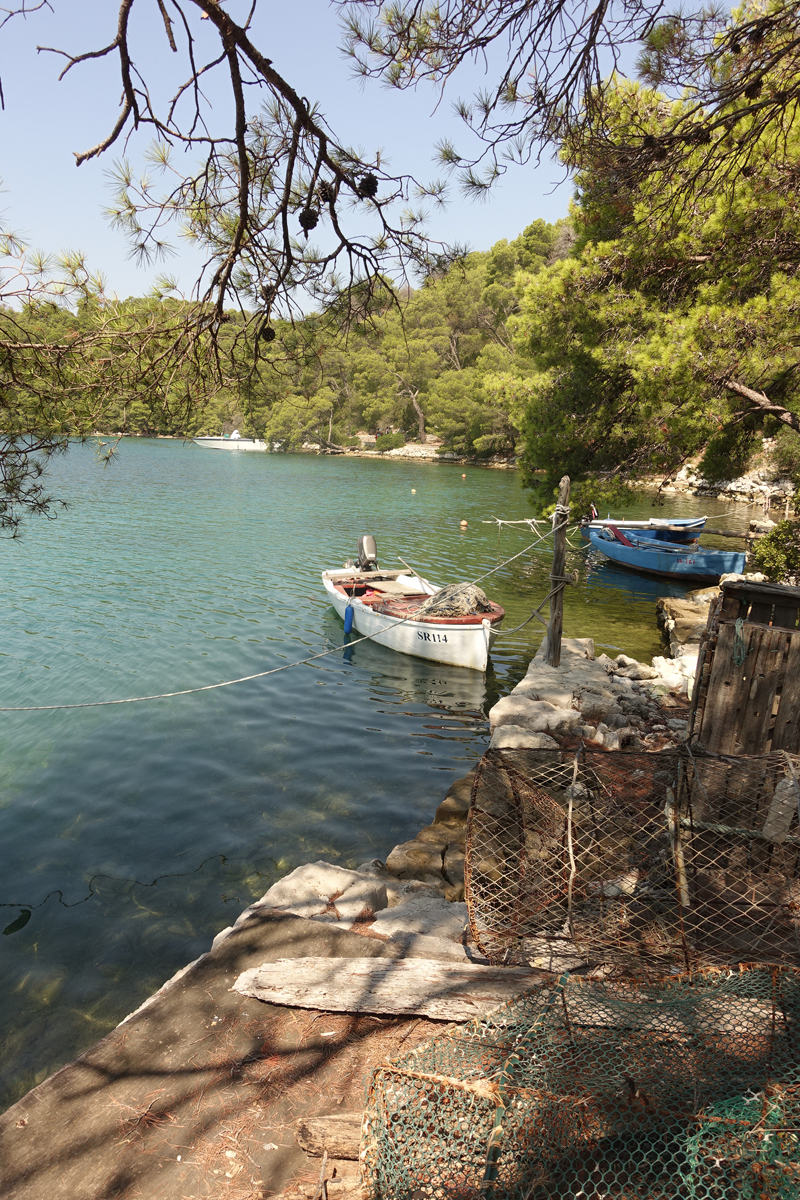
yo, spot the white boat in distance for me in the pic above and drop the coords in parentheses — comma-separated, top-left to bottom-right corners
(193, 434, 267, 452)
(322, 537, 505, 672)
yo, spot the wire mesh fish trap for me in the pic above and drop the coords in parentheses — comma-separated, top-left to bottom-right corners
(465, 747, 800, 975)
(361, 966, 800, 1200)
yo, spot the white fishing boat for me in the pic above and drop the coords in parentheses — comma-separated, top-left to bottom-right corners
(322, 537, 504, 672)
(193, 432, 267, 452)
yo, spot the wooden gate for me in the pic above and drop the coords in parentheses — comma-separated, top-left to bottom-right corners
(690, 580, 800, 755)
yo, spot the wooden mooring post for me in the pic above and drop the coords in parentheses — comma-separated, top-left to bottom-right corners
(545, 475, 571, 668)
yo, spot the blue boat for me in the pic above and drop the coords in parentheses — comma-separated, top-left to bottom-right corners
(580, 516, 706, 544)
(588, 528, 746, 583)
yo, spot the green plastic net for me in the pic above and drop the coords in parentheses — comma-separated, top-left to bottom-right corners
(362, 966, 800, 1200)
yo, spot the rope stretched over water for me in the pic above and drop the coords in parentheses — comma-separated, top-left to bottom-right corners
(0, 621, 415, 711)
(1, 519, 571, 712)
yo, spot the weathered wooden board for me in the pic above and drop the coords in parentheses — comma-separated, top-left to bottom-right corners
(296, 1114, 362, 1160)
(772, 602, 800, 631)
(697, 622, 798, 755)
(699, 623, 744, 754)
(233, 957, 541, 1022)
(772, 635, 800, 752)
(738, 627, 788, 755)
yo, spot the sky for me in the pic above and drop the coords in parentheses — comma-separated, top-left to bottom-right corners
(0, 0, 573, 300)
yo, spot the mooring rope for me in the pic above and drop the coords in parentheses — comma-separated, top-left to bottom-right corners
(0, 618, 421, 711)
(1, 519, 572, 713)
(470, 517, 570, 585)
(732, 617, 751, 667)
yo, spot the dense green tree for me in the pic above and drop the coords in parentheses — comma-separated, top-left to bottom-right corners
(508, 58, 800, 508)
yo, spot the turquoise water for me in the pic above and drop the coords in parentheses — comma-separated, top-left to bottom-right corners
(0, 441, 748, 1108)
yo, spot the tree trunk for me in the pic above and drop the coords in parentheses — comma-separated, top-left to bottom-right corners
(411, 394, 426, 443)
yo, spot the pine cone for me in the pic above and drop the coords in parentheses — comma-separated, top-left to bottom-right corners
(298, 208, 319, 233)
(318, 180, 336, 205)
(358, 173, 379, 199)
(259, 325, 276, 343)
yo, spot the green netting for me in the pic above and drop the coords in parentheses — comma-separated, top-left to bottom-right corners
(362, 965, 800, 1200)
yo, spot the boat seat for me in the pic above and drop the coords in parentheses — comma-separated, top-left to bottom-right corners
(369, 579, 428, 597)
(607, 524, 635, 547)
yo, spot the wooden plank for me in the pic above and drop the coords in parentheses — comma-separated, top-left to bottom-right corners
(772, 603, 800, 631)
(699, 622, 744, 753)
(771, 635, 800, 752)
(233, 957, 542, 1022)
(296, 1114, 362, 1160)
(719, 591, 745, 621)
(749, 601, 775, 625)
(737, 628, 789, 755)
(724, 581, 800, 605)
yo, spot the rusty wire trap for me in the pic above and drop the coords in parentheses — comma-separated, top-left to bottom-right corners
(361, 965, 800, 1200)
(464, 747, 800, 975)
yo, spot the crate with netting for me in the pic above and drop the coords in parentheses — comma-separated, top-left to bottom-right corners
(464, 746, 800, 976)
(362, 965, 800, 1200)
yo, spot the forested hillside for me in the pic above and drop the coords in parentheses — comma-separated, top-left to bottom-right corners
(7, 218, 571, 457)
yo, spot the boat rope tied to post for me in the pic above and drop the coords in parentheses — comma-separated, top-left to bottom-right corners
(0, 614, 435, 712)
(470, 516, 570, 585)
(551, 501, 570, 529)
(493, 570, 579, 637)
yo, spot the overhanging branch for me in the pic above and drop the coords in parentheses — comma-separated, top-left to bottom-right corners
(721, 378, 800, 434)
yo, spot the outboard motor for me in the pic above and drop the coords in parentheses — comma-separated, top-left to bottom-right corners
(357, 535, 378, 572)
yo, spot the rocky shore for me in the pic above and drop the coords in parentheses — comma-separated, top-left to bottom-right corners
(664, 456, 796, 506)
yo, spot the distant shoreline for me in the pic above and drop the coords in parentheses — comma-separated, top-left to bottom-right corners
(105, 432, 520, 470)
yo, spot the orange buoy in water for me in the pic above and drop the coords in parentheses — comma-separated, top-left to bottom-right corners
(462, 473, 466, 478)
(460, 520, 468, 528)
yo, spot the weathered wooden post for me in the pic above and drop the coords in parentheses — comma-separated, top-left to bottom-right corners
(545, 475, 571, 668)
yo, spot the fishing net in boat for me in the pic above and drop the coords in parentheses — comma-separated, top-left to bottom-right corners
(465, 746, 800, 976)
(361, 965, 800, 1200)
(415, 582, 493, 618)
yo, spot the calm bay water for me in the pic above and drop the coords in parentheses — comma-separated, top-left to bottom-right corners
(0, 440, 749, 1108)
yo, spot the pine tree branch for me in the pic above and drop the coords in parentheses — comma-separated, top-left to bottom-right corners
(722, 378, 800, 434)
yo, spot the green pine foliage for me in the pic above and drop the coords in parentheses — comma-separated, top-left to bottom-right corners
(504, 25, 800, 509)
(13, 218, 568, 460)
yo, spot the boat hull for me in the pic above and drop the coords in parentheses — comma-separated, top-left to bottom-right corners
(588, 532, 746, 583)
(193, 437, 267, 452)
(580, 517, 706, 544)
(322, 575, 496, 671)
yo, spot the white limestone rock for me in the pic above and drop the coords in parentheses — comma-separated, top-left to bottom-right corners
(369, 897, 468, 943)
(651, 656, 684, 690)
(489, 695, 580, 734)
(251, 860, 388, 923)
(386, 838, 445, 877)
(383, 878, 447, 908)
(578, 695, 621, 724)
(514, 682, 577, 709)
(613, 663, 660, 681)
(490, 725, 559, 750)
(534, 636, 596, 663)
